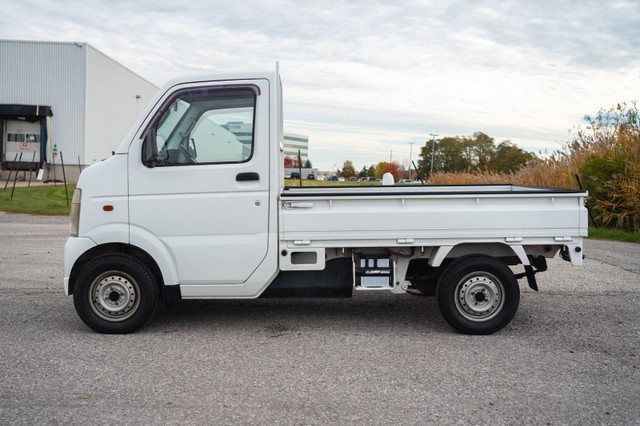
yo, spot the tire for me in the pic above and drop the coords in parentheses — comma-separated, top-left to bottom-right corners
(73, 254, 158, 334)
(436, 255, 519, 335)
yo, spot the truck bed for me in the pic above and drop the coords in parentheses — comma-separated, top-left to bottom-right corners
(282, 183, 584, 196)
(280, 184, 588, 249)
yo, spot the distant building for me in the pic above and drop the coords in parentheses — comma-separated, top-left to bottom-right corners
(0, 40, 158, 181)
(283, 133, 309, 163)
(222, 121, 253, 146)
(221, 125, 309, 164)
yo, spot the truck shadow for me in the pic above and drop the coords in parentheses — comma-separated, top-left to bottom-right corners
(147, 292, 450, 335)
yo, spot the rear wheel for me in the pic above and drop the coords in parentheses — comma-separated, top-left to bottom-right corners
(436, 255, 519, 335)
(73, 254, 158, 334)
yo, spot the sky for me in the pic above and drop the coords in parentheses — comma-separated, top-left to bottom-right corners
(2, 0, 639, 171)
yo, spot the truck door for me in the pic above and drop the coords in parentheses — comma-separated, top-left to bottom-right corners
(128, 80, 270, 285)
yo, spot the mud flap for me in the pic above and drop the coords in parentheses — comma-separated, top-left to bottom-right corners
(515, 256, 547, 291)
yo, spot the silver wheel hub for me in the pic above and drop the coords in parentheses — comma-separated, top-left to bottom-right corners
(455, 273, 504, 321)
(90, 272, 139, 321)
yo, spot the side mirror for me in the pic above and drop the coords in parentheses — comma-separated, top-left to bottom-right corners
(143, 129, 158, 168)
(188, 138, 197, 158)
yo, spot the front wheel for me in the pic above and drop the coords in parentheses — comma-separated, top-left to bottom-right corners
(73, 254, 158, 334)
(436, 255, 519, 335)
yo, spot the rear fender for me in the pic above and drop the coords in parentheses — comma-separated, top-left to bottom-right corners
(429, 243, 530, 267)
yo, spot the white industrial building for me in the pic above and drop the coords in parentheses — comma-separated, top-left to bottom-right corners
(283, 133, 309, 163)
(222, 123, 309, 164)
(0, 40, 158, 181)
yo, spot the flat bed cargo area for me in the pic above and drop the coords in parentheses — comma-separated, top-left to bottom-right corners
(280, 184, 588, 250)
(282, 184, 586, 196)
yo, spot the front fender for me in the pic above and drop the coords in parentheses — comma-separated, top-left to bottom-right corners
(85, 222, 129, 247)
(64, 236, 97, 295)
(129, 224, 179, 286)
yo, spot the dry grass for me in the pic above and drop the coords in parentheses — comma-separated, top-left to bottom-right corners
(429, 102, 639, 232)
(285, 179, 380, 187)
(428, 156, 580, 189)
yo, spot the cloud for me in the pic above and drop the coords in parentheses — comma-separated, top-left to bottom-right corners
(2, 0, 639, 169)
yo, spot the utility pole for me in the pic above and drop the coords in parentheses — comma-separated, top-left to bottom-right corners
(408, 142, 414, 180)
(429, 133, 438, 175)
(389, 150, 392, 163)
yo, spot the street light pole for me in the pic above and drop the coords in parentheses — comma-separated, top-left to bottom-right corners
(429, 133, 438, 175)
(408, 142, 414, 180)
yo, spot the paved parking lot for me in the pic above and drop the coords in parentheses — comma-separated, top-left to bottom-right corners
(0, 212, 639, 424)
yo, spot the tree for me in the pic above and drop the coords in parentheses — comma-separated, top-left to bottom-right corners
(460, 137, 475, 168)
(418, 137, 470, 176)
(284, 155, 300, 168)
(374, 162, 389, 179)
(340, 160, 356, 178)
(382, 162, 404, 180)
(304, 159, 312, 168)
(373, 161, 403, 180)
(487, 141, 534, 173)
(418, 132, 527, 175)
(368, 165, 376, 178)
(456, 132, 496, 170)
(359, 165, 369, 178)
(416, 143, 431, 177)
(469, 132, 496, 169)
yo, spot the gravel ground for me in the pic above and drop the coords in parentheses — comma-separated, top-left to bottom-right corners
(0, 212, 638, 424)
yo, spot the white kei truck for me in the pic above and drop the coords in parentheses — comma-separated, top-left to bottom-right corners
(64, 69, 588, 335)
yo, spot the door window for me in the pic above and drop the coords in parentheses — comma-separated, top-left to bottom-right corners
(146, 87, 256, 167)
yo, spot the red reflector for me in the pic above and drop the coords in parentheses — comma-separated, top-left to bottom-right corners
(103, 205, 114, 212)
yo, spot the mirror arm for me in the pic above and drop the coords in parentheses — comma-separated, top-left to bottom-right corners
(143, 129, 158, 168)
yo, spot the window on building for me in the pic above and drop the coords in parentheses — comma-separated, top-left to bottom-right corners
(7, 133, 25, 142)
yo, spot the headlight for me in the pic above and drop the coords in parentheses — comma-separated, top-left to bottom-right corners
(69, 188, 82, 236)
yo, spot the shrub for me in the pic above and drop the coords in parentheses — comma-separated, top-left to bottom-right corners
(575, 103, 640, 232)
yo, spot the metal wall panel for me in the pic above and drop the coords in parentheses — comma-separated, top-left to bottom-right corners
(0, 40, 86, 165)
(1, 40, 159, 169)
(85, 46, 158, 165)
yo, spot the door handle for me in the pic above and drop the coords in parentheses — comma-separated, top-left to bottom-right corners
(236, 172, 260, 181)
(288, 202, 314, 209)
